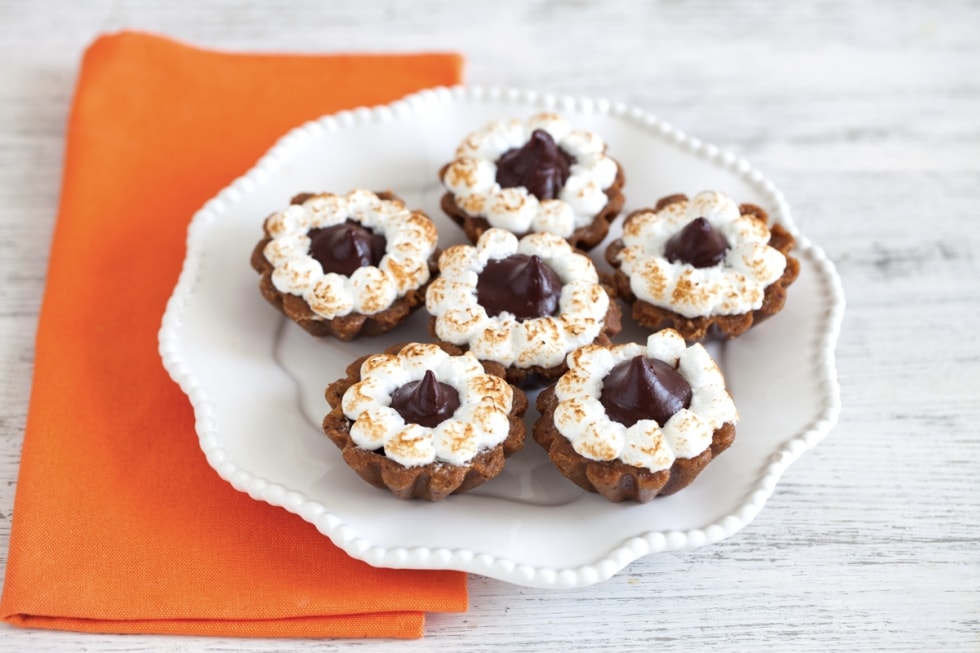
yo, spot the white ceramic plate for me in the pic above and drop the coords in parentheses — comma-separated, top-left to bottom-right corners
(159, 86, 844, 589)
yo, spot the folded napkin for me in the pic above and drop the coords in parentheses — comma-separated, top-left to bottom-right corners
(0, 31, 466, 639)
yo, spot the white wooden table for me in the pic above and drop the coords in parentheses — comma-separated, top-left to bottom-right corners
(1, 1, 978, 650)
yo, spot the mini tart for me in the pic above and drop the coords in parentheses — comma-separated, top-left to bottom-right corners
(426, 228, 622, 387)
(533, 329, 738, 503)
(323, 342, 528, 501)
(439, 112, 625, 251)
(251, 189, 438, 341)
(605, 191, 800, 341)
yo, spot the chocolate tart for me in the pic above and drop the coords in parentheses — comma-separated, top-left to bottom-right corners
(323, 342, 527, 501)
(439, 112, 625, 251)
(605, 191, 800, 341)
(251, 189, 438, 341)
(426, 228, 621, 387)
(533, 329, 737, 503)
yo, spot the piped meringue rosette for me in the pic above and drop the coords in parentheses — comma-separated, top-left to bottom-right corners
(605, 190, 800, 341)
(251, 189, 438, 340)
(425, 228, 621, 386)
(323, 343, 527, 501)
(439, 112, 625, 250)
(533, 329, 738, 503)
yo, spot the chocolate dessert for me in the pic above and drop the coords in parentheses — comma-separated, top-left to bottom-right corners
(251, 189, 439, 340)
(439, 113, 625, 251)
(322, 342, 528, 501)
(533, 329, 738, 503)
(605, 191, 800, 341)
(426, 228, 621, 387)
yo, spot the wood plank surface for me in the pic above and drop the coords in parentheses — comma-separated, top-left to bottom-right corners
(0, 1, 977, 650)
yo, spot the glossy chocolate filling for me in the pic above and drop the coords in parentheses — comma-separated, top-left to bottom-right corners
(599, 356, 692, 427)
(664, 217, 729, 268)
(495, 128, 574, 201)
(308, 220, 387, 276)
(390, 370, 461, 428)
(476, 254, 563, 321)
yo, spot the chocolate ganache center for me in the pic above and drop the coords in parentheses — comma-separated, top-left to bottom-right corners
(477, 254, 563, 321)
(390, 370, 461, 428)
(599, 356, 693, 427)
(495, 129, 574, 201)
(308, 220, 387, 276)
(664, 217, 729, 268)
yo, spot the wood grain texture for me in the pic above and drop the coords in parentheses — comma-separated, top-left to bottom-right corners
(1, 0, 978, 651)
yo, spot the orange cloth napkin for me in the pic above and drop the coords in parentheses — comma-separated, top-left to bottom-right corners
(0, 31, 467, 639)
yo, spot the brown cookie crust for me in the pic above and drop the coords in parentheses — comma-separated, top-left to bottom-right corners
(439, 161, 626, 252)
(533, 384, 736, 503)
(604, 198, 800, 341)
(251, 190, 437, 341)
(322, 342, 528, 501)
